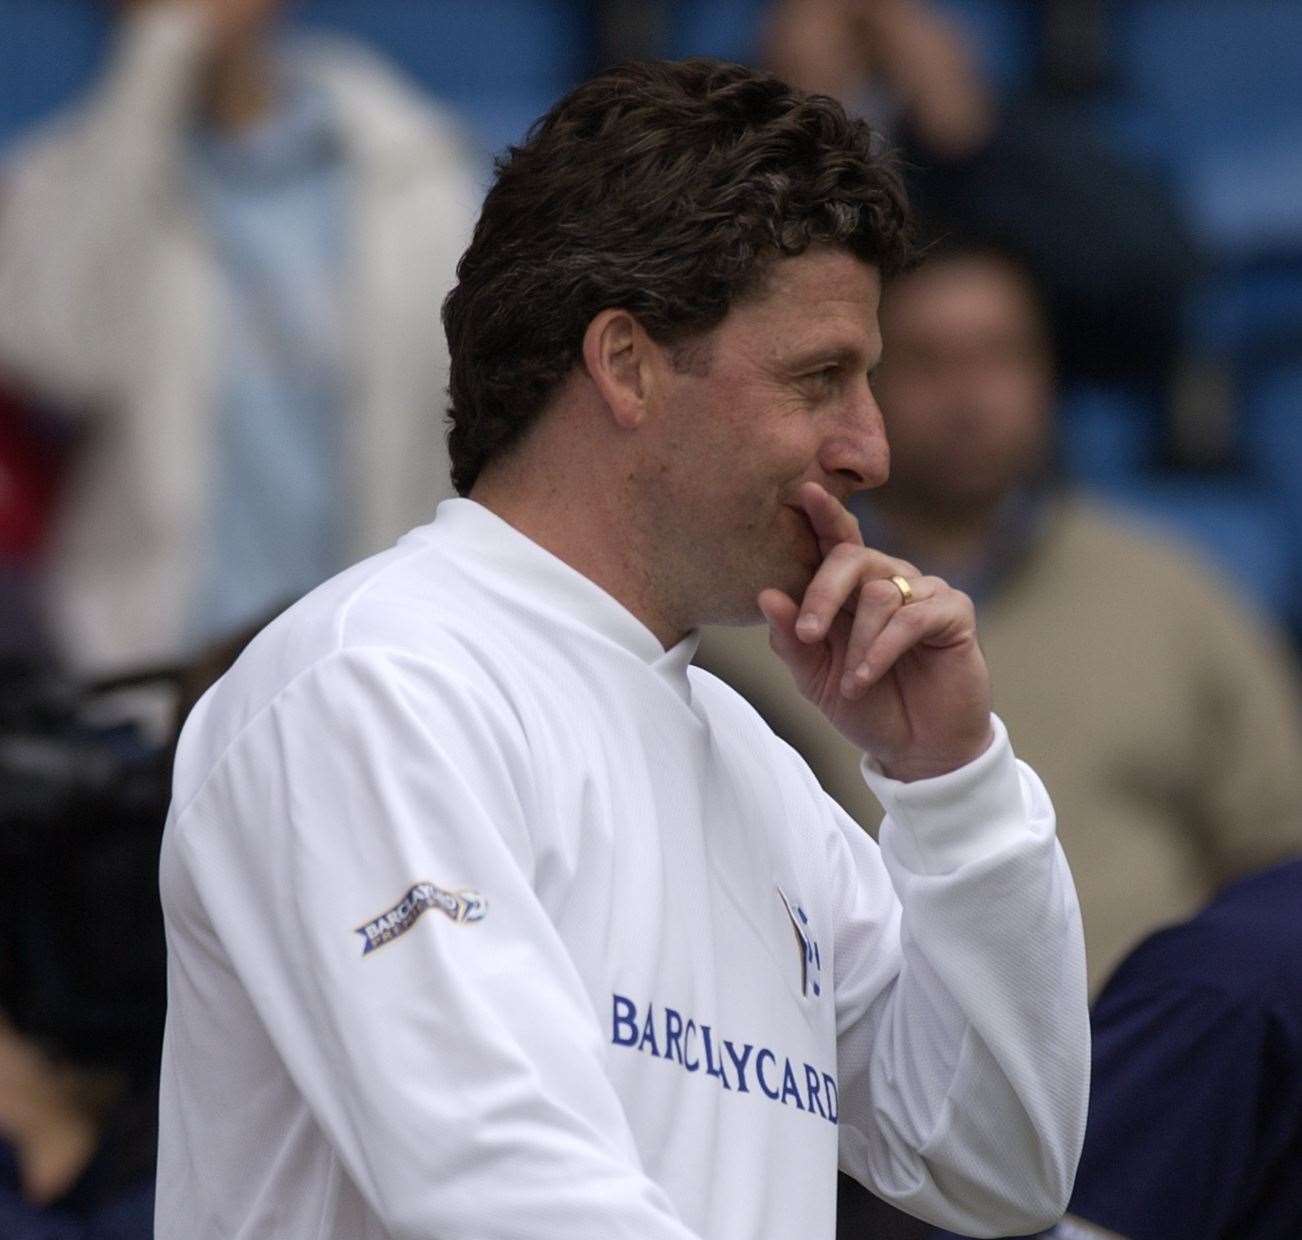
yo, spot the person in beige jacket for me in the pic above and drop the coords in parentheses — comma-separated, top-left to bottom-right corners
(697, 236, 1302, 991)
(0, 0, 479, 674)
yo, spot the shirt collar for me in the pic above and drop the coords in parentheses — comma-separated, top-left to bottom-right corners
(421, 499, 701, 699)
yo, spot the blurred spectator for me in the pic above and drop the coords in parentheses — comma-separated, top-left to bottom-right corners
(696, 236, 1302, 992)
(0, 610, 273, 1237)
(0, 0, 479, 675)
(0, 1014, 158, 1238)
(0, 662, 171, 1237)
(0, 374, 66, 662)
(763, 0, 1196, 386)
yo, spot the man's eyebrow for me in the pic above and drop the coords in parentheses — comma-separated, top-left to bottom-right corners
(784, 344, 870, 372)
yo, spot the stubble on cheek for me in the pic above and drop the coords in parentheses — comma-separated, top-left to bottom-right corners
(752, 503, 819, 603)
(781, 503, 823, 573)
(686, 492, 824, 625)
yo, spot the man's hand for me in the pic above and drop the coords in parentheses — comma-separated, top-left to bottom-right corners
(758, 481, 993, 781)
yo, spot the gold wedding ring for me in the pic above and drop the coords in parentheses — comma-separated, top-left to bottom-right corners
(888, 574, 915, 605)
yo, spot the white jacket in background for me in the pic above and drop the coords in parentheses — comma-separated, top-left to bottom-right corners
(158, 499, 1090, 1239)
(0, 7, 480, 673)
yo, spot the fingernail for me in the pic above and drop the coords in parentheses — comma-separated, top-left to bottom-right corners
(840, 671, 857, 696)
(797, 614, 820, 639)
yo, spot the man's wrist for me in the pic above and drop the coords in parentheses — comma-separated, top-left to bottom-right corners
(863, 716, 1043, 876)
(874, 721, 996, 783)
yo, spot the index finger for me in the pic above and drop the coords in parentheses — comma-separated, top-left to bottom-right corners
(797, 481, 864, 556)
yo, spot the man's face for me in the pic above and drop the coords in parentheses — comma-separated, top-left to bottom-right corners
(637, 247, 887, 628)
(872, 255, 1054, 517)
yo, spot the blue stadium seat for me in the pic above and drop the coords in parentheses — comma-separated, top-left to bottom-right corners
(1187, 260, 1302, 358)
(671, 0, 769, 64)
(1242, 358, 1302, 490)
(294, 0, 591, 160)
(1117, 2, 1302, 137)
(0, 1, 587, 166)
(298, 0, 587, 99)
(1113, 2, 1302, 259)
(1057, 383, 1162, 483)
(931, 0, 1037, 98)
(0, 0, 111, 156)
(1242, 357, 1302, 619)
(671, 0, 1036, 94)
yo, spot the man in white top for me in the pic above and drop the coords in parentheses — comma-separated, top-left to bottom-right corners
(157, 59, 1089, 1239)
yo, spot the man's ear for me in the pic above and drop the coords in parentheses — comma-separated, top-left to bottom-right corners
(581, 308, 663, 430)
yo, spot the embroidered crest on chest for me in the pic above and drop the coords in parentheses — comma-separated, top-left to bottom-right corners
(777, 885, 823, 999)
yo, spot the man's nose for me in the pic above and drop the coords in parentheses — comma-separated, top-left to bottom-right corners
(819, 382, 889, 493)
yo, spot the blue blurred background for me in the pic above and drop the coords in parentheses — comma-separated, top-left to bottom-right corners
(2, 0, 1300, 642)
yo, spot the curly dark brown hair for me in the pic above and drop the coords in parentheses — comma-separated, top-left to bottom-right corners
(441, 58, 915, 495)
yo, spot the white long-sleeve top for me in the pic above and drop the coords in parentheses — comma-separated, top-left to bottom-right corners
(157, 498, 1089, 1239)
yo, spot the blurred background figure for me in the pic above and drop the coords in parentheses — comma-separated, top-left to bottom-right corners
(699, 233, 1302, 991)
(0, 662, 171, 1237)
(0, 0, 479, 675)
(763, 0, 1197, 391)
(0, 619, 269, 1238)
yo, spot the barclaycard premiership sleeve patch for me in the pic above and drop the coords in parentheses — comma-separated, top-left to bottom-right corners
(355, 882, 487, 956)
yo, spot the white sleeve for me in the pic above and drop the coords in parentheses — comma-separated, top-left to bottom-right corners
(170, 648, 703, 1240)
(830, 715, 1090, 1237)
(0, 6, 208, 405)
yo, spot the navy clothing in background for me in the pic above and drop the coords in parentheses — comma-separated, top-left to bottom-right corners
(0, 1149, 152, 1240)
(930, 860, 1302, 1240)
(1065, 860, 1302, 1240)
(0, 1094, 156, 1240)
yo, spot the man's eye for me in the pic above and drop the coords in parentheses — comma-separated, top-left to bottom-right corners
(804, 368, 838, 387)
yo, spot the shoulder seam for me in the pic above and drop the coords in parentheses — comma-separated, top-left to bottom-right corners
(330, 536, 437, 651)
(169, 642, 482, 831)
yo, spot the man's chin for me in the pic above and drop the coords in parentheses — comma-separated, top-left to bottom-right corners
(698, 595, 771, 629)
(710, 565, 814, 629)
(772, 555, 817, 602)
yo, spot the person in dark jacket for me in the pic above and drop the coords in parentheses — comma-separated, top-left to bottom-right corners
(1056, 859, 1302, 1239)
(0, 665, 170, 1239)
